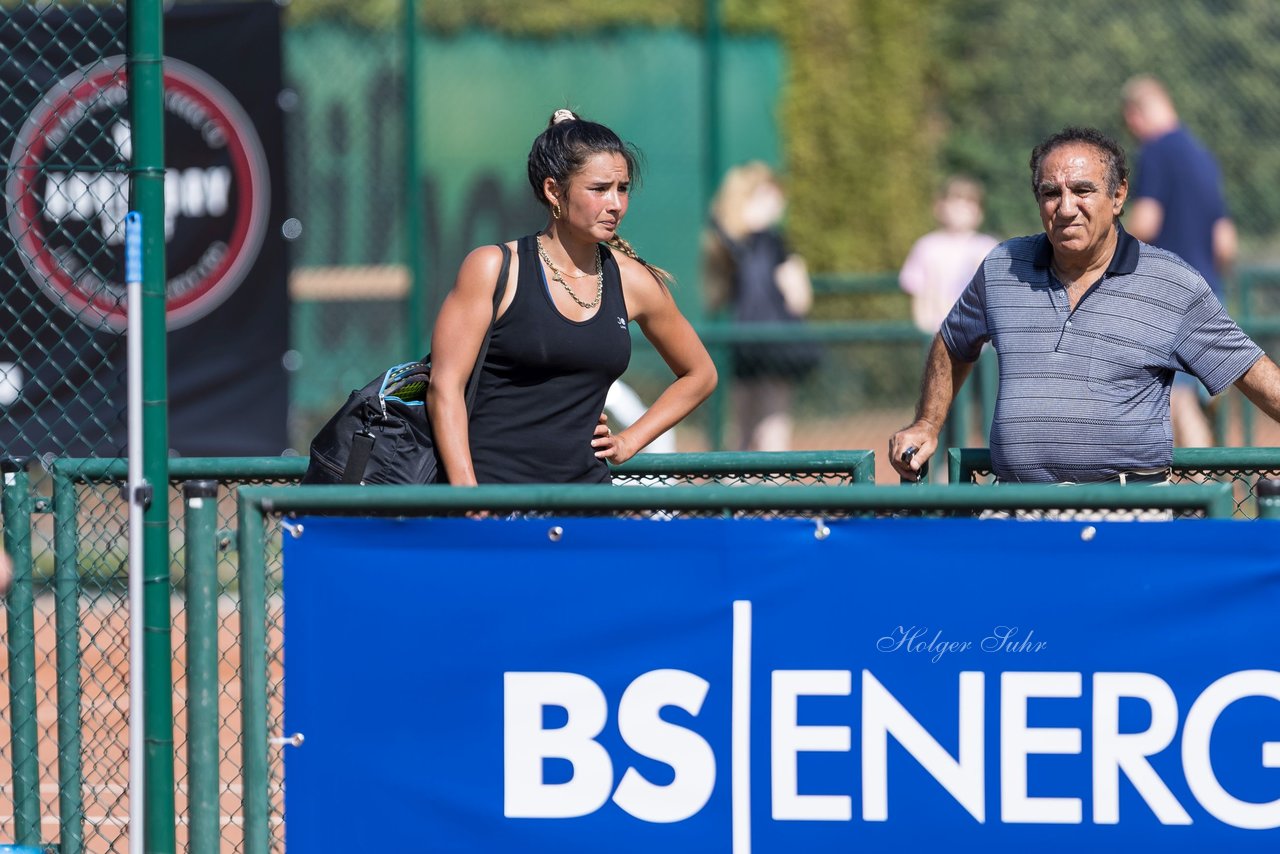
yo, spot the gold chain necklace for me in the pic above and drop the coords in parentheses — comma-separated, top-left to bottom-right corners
(537, 234, 603, 310)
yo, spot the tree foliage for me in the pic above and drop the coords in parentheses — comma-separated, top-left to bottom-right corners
(931, 0, 1280, 254)
(281, 0, 1280, 268)
(778, 0, 936, 271)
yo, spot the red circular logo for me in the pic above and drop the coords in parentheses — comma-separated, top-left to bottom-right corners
(5, 56, 270, 330)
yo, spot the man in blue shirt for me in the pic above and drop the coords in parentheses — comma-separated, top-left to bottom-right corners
(889, 127, 1280, 484)
(1123, 75, 1238, 447)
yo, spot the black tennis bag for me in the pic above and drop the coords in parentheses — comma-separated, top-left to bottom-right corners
(300, 244, 511, 485)
(301, 361, 442, 485)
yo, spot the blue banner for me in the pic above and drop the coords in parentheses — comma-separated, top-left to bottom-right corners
(283, 518, 1280, 852)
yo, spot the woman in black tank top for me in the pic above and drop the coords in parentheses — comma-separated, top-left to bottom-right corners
(426, 110, 717, 484)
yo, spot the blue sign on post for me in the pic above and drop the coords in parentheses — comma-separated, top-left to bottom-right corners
(124, 211, 142, 285)
(283, 517, 1280, 852)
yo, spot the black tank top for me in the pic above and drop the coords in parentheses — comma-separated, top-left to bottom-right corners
(467, 235, 632, 483)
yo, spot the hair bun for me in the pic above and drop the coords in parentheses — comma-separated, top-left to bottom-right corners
(552, 108, 577, 125)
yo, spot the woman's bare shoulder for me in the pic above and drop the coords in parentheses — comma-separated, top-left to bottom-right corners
(455, 241, 518, 290)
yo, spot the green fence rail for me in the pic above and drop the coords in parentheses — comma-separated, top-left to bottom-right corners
(231, 477, 1245, 850)
(611, 450, 874, 484)
(946, 447, 1280, 518)
(39, 457, 304, 854)
(1, 450, 870, 853)
(1, 449, 1262, 852)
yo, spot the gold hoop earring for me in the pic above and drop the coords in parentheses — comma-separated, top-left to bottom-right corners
(551, 201, 562, 220)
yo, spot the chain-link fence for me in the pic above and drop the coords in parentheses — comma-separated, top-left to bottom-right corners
(0, 3, 130, 462)
(280, 11, 785, 454)
(0, 4, 134, 851)
(1, 458, 297, 854)
(0, 451, 874, 852)
(1, 442, 1263, 854)
(787, 269, 1280, 475)
(949, 447, 1280, 519)
(280, 7, 1280, 477)
(4, 2, 1280, 852)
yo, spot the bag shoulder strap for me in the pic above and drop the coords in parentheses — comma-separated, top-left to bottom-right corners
(340, 432, 376, 484)
(342, 245, 509, 485)
(463, 242, 512, 411)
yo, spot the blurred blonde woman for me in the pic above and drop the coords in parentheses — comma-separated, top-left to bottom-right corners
(704, 161, 817, 451)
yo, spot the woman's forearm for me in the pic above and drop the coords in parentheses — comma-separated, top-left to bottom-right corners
(617, 368, 717, 456)
(427, 385, 478, 485)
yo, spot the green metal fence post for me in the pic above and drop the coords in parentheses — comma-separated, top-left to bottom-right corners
(183, 481, 220, 854)
(947, 448, 963, 485)
(702, 0, 722, 288)
(851, 452, 876, 484)
(948, 382, 972, 452)
(52, 466, 85, 854)
(950, 447, 991, 484)
(703, 0, 724, 450)
(2, 459, 40, 847)
(236, 491, 270, 854)
(129, 0, 176, 849)
(403, 0, 426, 356)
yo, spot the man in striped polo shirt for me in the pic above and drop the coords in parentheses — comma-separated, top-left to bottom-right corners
(890, 126, 1280, 484)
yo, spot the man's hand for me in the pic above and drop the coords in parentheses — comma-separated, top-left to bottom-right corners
(889, 422, 939, 481)
(889, 334, 972, 481)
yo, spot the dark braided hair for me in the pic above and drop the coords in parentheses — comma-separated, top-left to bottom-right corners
(527, 109, 673, 288)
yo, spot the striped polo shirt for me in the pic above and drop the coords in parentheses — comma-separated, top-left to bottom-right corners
(940, 224, 1263, 483)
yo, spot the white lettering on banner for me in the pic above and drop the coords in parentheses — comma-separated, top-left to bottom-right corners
(613, 670, 716, 823)
(1092, 673, 1191, 825)
(500, 603, 1280, 835)
(1001, 671, 1083, 824)
(0, 362, 23, 406)
(731, 600, 752, 854)
(504, 672, 611, 818)
(862, 669, 985, 822)
(503, 670, 715, 822)
(983, 626, 1048, 654)
(1182, 670, 1280, 830)
(877, 626, 973, 663)
(771, 670, 852, 821)
(43, 165, 231, 244)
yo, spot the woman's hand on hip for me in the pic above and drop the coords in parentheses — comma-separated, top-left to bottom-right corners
(592, 412, 636, 464)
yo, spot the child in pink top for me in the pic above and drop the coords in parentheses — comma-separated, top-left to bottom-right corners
(899, 176, 999, 333)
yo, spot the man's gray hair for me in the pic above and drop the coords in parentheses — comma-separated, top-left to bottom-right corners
(1029, 126, 1129, 197)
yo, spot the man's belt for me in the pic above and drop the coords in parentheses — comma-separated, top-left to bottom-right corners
(995, 468, 1174, 485)
(1089, 468, 1173, 485)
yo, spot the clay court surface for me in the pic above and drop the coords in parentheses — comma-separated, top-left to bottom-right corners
(0, 594, 285, 853)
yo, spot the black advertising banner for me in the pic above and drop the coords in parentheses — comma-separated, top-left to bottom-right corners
(0, 2, 288, 458)
(164, 2, 288, 456)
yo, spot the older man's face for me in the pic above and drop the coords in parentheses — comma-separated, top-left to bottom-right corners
(1035, 142, 1127, 262)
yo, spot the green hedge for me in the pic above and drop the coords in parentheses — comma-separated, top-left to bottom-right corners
(778, 0, 934, 271)
(280, 0, 1280, 270)
(931, 0, 1280, 254)
(283, 0, 938, 274)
